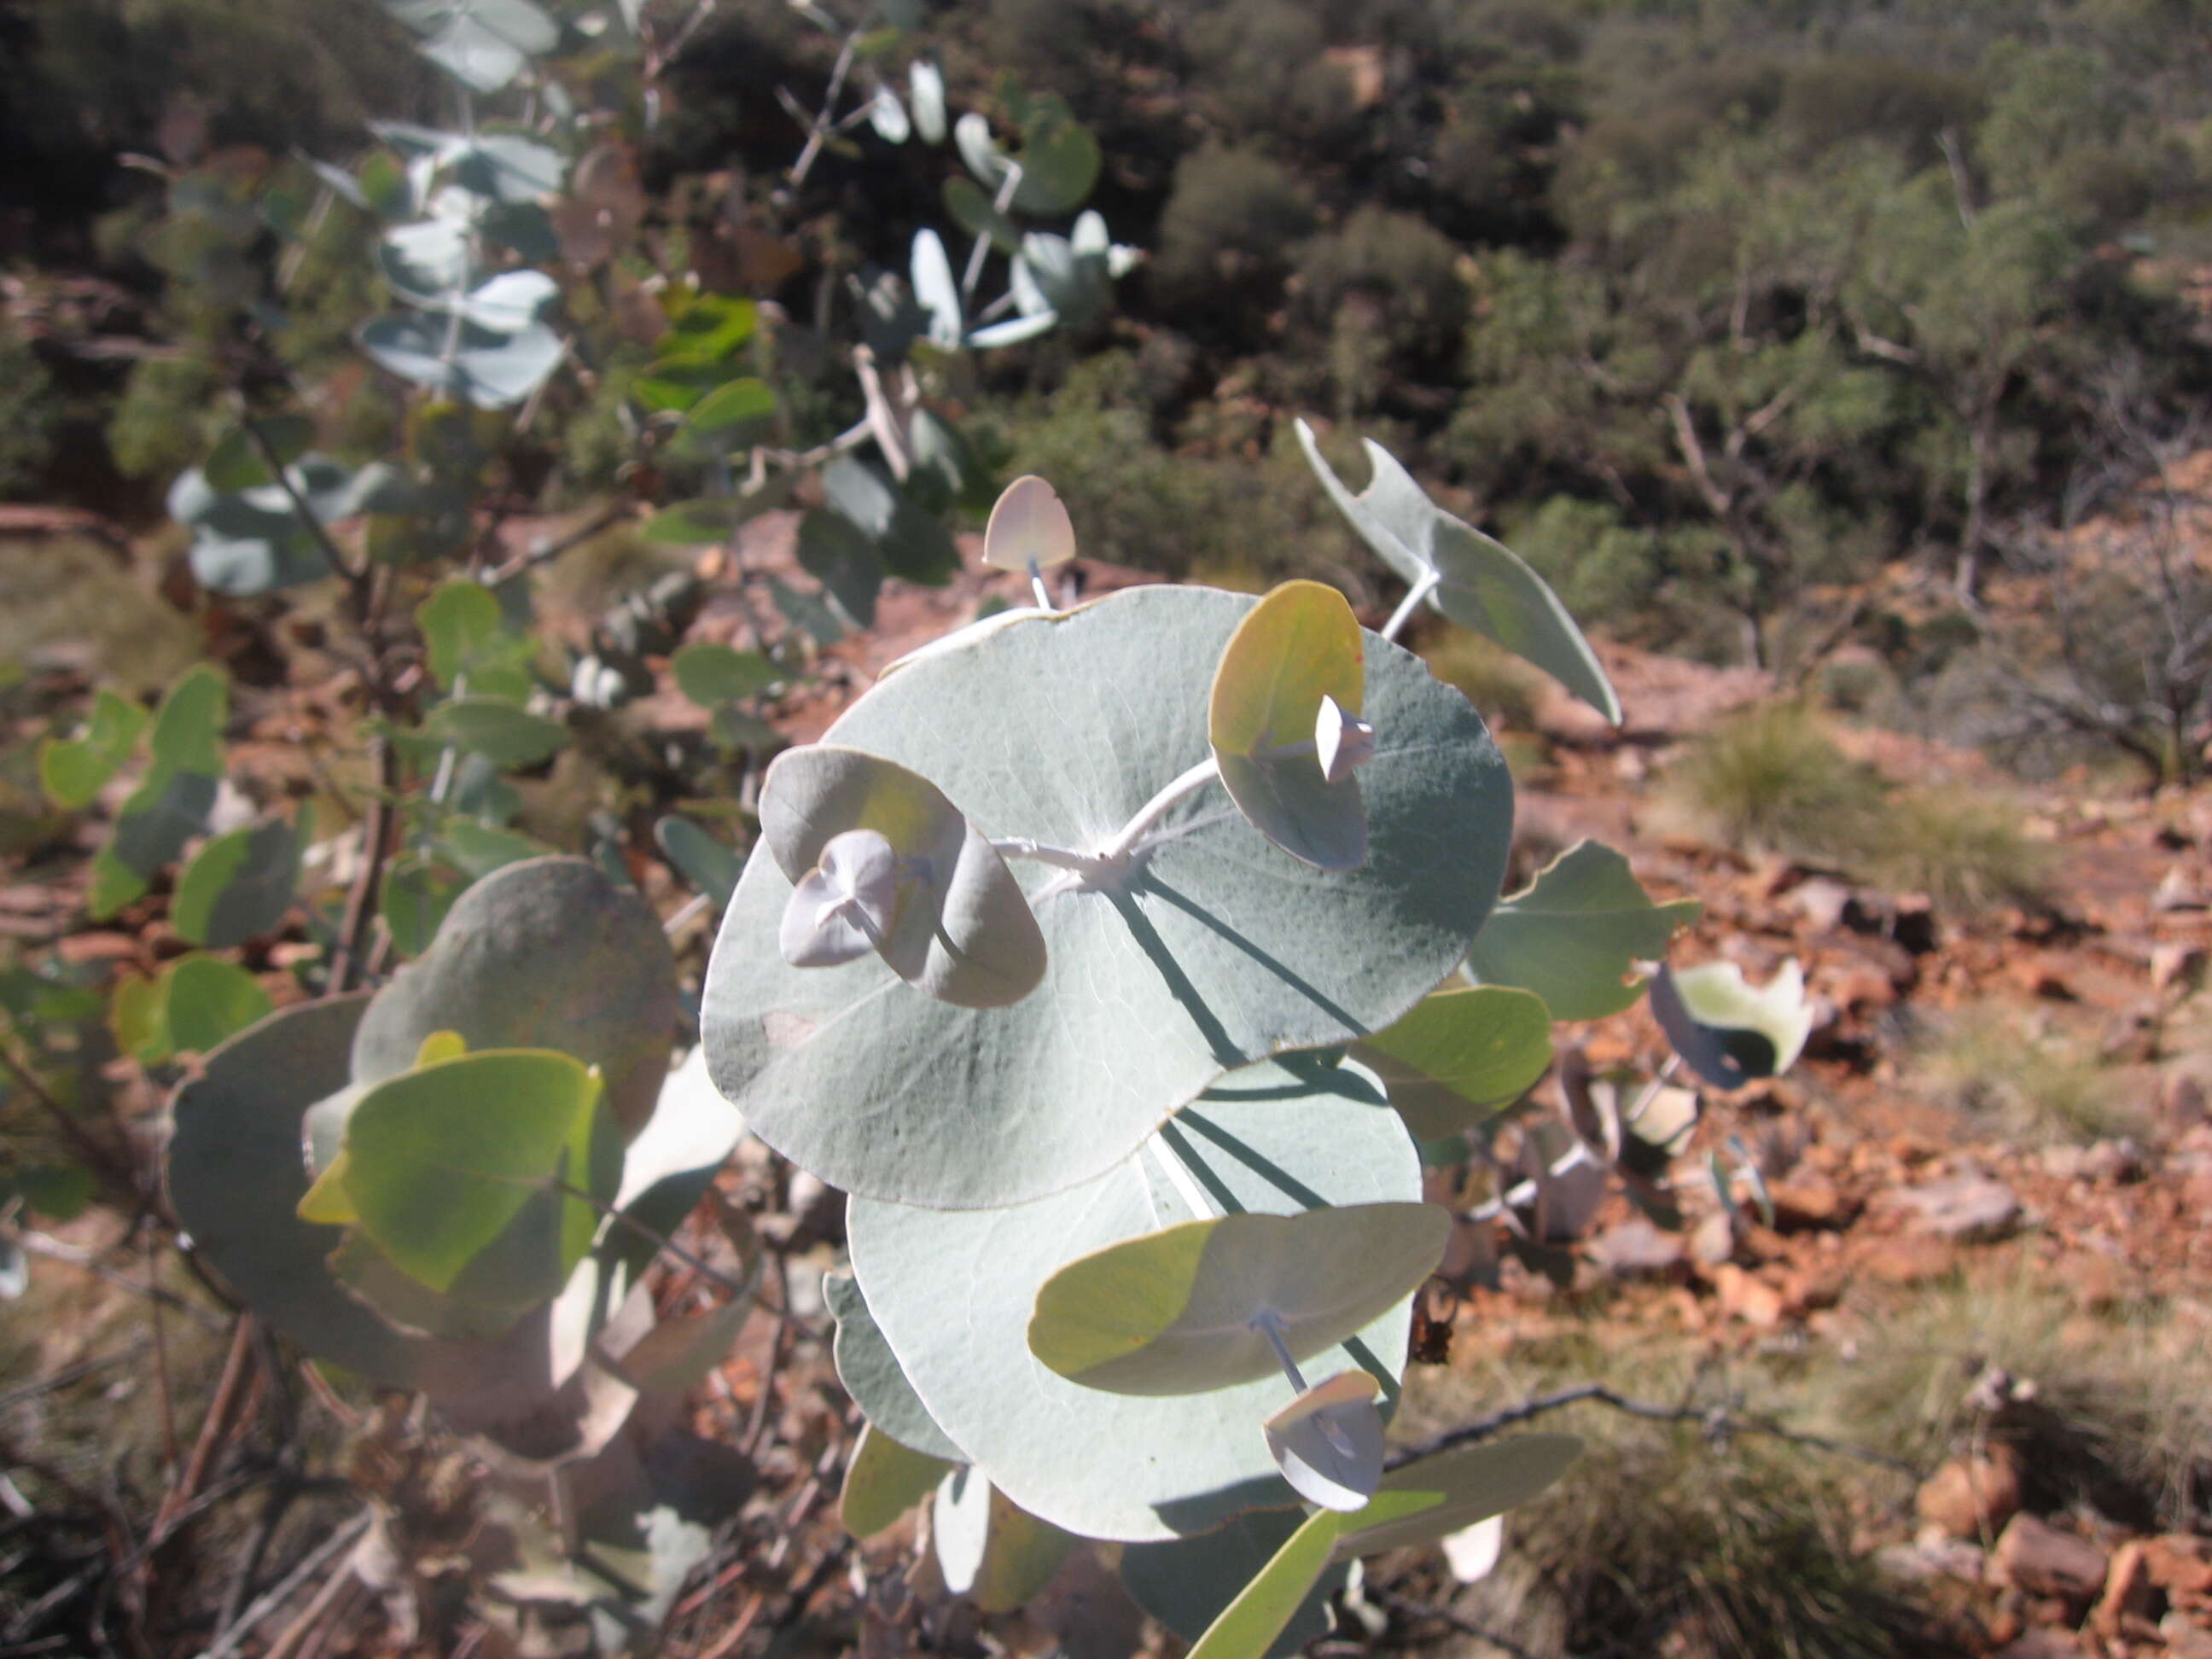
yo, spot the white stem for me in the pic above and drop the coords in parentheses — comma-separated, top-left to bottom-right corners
(1254, 1310, 1308, 1394)
(1464, 1053, 1691, 1225)
(991, 836, 1103, 874)
(994, 758, 1228, 901)
(1624, 1052, 1684, 1126)
(428, 673, 467, 806)
(959, 160, 1024, 308)
(664, 892, 713, 935)
(824, 892, 883, 945)
(1147, 1130, 1219, 1221)
(1096, 757, 1222, 864)
(1380, 569, 1441, 645)
(1027, 556, 1052, 611)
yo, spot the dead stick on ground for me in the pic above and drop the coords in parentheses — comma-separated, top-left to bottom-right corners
(261, 1559, 364, 1659)
(0, 1339, 151, 1411)
(198, 1512, 370, 1659)
(3, 1229, 225, 1330)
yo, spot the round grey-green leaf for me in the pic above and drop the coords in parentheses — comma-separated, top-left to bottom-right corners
(703, 585, 1511, 1209)
(933, 1468, 1074, 1612)
(1464, 840, 1699, 1022)
(169, 995, 578, 1395)
(425, 697, 568, 769)
(845, 1059, 1419, 1541)
(351, 856, 678, 1139)
(824, 1269, 963, 1462)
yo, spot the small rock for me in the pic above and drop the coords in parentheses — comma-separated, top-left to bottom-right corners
(1589, 1217, 1685, 1278)
(2161, 1614, 2212, 1659)
(1824, 962, 1899, 1013)
(2067, 1252, 2129, 1313)
(1915, 1446, 2026, 1540)
(1712, 1263, 1787, 1329)
(2096, 1540, 2164, 1635)
(2079, 1138, 2144, 1183)
(2039, 1144, 2093, 1181)
(1886, 1173, 2023, 1242)
(1876, 1537, 1985, 1584)
(2144, 1534, 2212, 1597)
(2154, 866, 2207, 911)
(1860, 1235, 1958, 1284)
(2009, 958, 2076, 999)
(1992, 1514, 2110, 1603)
(55, 930, 143, 966)
(2162, 1064, 2211, 1131)
(1689, 1209, 1738, 1266)
(1769, 1173, 1859, 1231)
(1788, 877, 1856, 931)
(2152, 941, 2206, 992)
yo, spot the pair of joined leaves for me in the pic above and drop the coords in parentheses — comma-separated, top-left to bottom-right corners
(771, 573, 1389, 1008)
(169, 859, 723, 1382)
(764, 745, 1047, 1009)
(1652, 958, 1813, 1089)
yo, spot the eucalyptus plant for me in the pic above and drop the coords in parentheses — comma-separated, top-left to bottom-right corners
(694, 442, 1730, 1652)
(38, 2, 1782, 1650)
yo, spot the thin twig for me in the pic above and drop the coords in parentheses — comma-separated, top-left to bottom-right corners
(154, 1315, 257, 1539)
(1385, 1383, 1924, 1478)
(552, 1181, 824, 1339)
(196, 1511, 370, 1659)
(240, 418, 364, 599)
(329, 737, 398, 995)
(217, 1479, 300, 1635)
(259, 1554, 363, 1659)
(0, 1044, 138, 1204)
(0, 1341, 152, 1412)
(2, 1230, 226, 1330)
(145, 1234, 180, 1480)
(784, 26, 861, 192)
(752, 414, 874, 474)
(743, 1254, 795, 1458)
(481, 499, 635, 585)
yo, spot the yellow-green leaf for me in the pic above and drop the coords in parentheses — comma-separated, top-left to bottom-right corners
(1027, 1202, 1447, 1395)
(297, 1048, 617, 1297)
(1352, 985, 1553, 1141)
(1208, 580, 1367, 870)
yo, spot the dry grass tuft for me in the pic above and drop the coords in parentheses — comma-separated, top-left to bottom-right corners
(1661, 702, 2050, 909)
(1400, 1332, 1948, 1659)
(1819, 1274, 2210, 1530)
(0, 536, 200, 697)
(1912, 1005, 2139, 1147)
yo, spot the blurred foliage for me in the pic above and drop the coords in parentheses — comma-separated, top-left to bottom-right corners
(0, 321, 59, 498)
(8, 0, 2212, 686)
